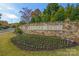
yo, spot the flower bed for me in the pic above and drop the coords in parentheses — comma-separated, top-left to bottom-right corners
(11, 34, 77, 51)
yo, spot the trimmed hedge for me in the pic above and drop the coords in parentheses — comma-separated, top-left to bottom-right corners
(11, 34, 77, 51)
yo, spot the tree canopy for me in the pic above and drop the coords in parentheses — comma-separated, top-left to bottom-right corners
(20, 3, 79, 23)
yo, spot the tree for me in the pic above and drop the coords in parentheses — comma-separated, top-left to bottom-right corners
(52, 7, 65, 22)
(44, 3, 60, 15)
(31, 15, 42, 23)
(19, 8, 32, 23)
(40, 13, 50, 22)
(0, 13, 2, 26)
(31, 9, 41, 23)
(65, 4, 79, 21)
(34, 9, 41, 16)
(65, 4, 75, 20)
(43, 3, 60, 21)
(0, 13, 2, 19)
(69, 5, 76, 21)
(75, 4, 79, 20)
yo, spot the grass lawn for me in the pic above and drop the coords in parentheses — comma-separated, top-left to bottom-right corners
(0, 32, 79, 56)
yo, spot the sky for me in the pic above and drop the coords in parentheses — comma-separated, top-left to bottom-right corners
(0, 3, 68, 23)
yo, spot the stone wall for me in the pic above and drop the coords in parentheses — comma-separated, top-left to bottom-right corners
(20, 21, 79, 43)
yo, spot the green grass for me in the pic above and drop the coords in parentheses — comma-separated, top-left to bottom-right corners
(0, 32, 79, 56)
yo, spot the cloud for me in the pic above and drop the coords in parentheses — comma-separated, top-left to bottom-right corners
(6, 6, 14, 10)
(0, 4, 15, 10)
(0, 8, 3, 10)
(3, 13, 18, 19)
(0, 6, 14, 10)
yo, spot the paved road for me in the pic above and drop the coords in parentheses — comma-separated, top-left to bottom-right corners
(0, 28, 15, 34)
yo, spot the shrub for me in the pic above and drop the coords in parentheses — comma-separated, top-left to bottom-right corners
(11, 34, 77, 51)
(15, 28, 23, 34)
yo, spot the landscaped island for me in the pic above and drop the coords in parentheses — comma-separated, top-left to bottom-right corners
(11, 3, 79, 51)
(0, 3, 79, 56)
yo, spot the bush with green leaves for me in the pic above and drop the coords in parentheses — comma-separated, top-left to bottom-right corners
(15, 28, 23, 34)
(11, 34, 77, 51)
